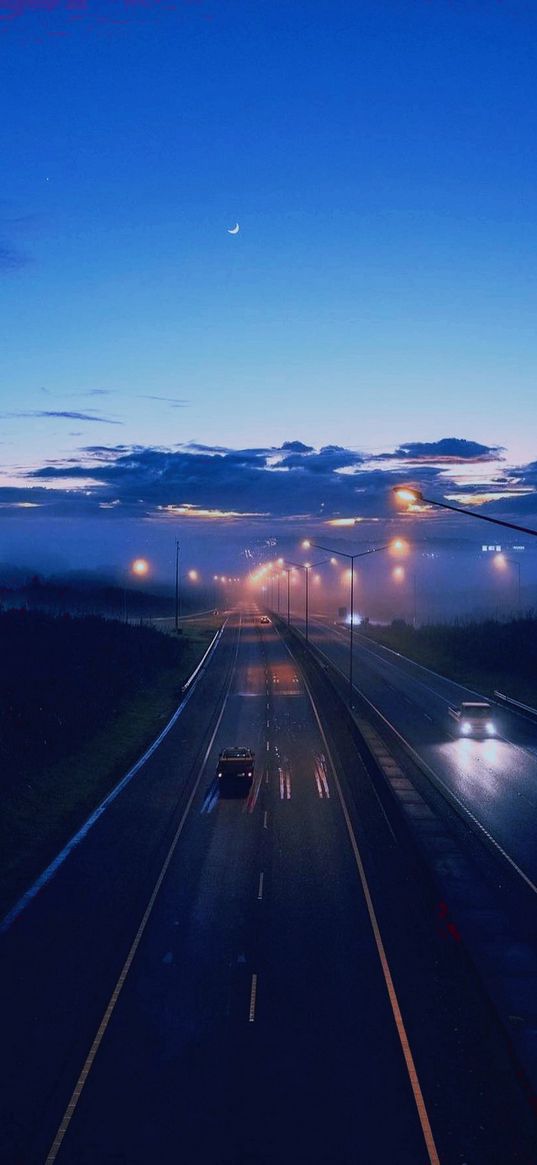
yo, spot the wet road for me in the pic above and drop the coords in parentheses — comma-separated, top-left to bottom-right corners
(1, 612, 535, 1164)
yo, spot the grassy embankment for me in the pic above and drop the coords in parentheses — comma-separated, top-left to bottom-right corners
(360, 616, 537, 707)
(0, 609, 223, 919)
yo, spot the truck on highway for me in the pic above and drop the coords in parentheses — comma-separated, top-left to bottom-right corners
(448, 701, 496, 737)
(217, 747, 255, 793)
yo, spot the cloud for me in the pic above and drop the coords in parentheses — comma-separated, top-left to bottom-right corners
(24, 441, 380, 519)
(280, 441, 314, 454)
(1, 410, 122, 425)
(140, 396, 189, 407)
(379, 438, 503, 464)
(1, 436, 534, 528)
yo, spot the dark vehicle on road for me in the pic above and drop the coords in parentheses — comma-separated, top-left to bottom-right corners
(449, 701, 496, 737)
(217, 747, 255, 794)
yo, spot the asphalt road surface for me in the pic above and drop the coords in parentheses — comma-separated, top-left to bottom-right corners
(297, 613, 537, 893)
(1, 612, 535, 1164)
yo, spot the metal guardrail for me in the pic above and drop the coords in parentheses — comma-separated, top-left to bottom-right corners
(494, 690, 537, 718)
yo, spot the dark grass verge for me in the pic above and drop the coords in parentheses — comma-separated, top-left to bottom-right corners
(0, 615, 222, 920)
(360, 615, 537, 708)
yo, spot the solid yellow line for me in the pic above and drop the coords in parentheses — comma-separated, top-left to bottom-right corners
(45, 618, 243, 1164)
(302, 671, 441, 1165)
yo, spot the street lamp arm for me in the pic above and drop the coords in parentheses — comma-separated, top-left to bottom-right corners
(306, 541, 392, 561)
(306, 541, 353, 561)
(421, 496, 537, 538)
(394, 487, 537, 539)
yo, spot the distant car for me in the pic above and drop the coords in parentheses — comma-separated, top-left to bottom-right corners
(449, 701, 496, 737)
(260, 615, 270, 625)
(217, 747, 255, 794)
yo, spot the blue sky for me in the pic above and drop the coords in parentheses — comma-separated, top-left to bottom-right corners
(2, 0, 537, 572)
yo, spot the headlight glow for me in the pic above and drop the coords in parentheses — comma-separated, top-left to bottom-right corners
(486, 722, 495, 734)
(461, 722, 470, 734)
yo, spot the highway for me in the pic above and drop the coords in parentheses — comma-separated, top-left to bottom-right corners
(296, 613, 537, 892)
(1, 612, 535, 1164)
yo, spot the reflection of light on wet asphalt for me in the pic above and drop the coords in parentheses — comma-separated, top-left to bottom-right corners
(279, 766, 291, 800)
(200, 780, 219, 814)
(314, 754, 330, 799)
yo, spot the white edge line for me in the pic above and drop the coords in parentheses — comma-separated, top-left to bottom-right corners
(0, 620, 228, 936)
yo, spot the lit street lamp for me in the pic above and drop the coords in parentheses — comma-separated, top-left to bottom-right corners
(302, 538, 405, 706)
(125, 558, 150, 624)
(284, 558, 328, 643)
(392, 564, 418, 626)
(393, 486, 537, 539)
(494, 552, 521, 611)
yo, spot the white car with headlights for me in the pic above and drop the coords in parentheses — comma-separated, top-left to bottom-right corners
(449, 701, 496, 737)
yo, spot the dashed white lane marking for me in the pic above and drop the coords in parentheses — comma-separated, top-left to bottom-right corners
(266, 740, 270, 751)
(263, 810, 268, 829)
(249, 974, 258, 1022)
(266, 719, 270, 728)
(257, 872, 264, 900)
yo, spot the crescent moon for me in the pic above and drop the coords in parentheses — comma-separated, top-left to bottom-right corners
(227, 223, 240, 234)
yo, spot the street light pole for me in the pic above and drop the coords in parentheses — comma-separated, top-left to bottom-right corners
(305, 566, 309, 642)
(281, 568, 291, 625)
(284, 558, 328, 643)
(174, 539, 180, 632)
(303, 539, 405, 707)
(349, 559, 354, 696)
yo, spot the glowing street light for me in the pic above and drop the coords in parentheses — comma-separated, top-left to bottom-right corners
(494, 552, 521, 609)
(284, 557, 329, 642)
(300, 537, 406, 705)
(123, 557, 151, 623)
(392, 486, 537, 538)
(187, 569, 199, 581)
(131, 558, 149, 576)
